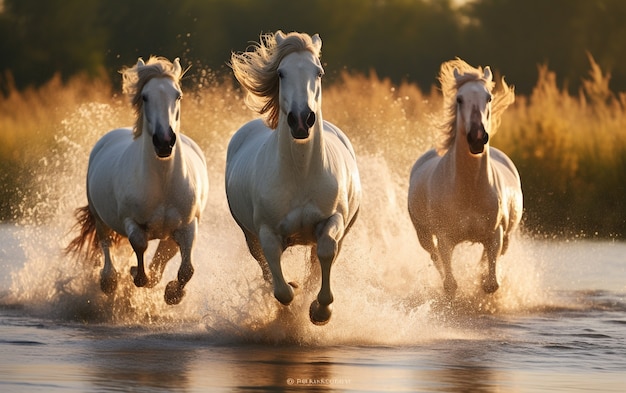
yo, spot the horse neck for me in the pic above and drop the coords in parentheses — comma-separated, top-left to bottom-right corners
(449, 126, 492, 187)
(276, 112, 326, 176)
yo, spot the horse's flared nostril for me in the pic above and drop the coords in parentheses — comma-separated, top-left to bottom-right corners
(152, 126, 177, 157)
(287, 112, 298, 130)
(305, 112, 316, 128)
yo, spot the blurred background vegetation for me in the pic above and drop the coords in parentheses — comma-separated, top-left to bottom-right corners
(0, 0, 625, 238)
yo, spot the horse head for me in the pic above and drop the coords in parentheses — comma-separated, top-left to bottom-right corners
(135, 57, 183, 158)
(454, 66, 493, 155)
(276, 32, 324, 140)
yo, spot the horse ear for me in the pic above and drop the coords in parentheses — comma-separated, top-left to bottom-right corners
(137, 58, 145, 68)
(173, 57, 182, 77)
(484, 66, 493, 82)
(453, 68, 462, 81)
(275, 30, 286, 44)
(311, 33, 322, 52)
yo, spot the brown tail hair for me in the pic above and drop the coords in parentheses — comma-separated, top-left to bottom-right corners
(65, 205, 102, 262)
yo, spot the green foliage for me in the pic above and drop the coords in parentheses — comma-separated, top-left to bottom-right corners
(2, 0, 626, 94)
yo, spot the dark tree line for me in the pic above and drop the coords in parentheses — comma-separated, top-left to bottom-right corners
(1, 0, 626, 94)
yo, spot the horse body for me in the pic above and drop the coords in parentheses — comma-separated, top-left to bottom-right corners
(226, 31, 361, 325)
(408, 59, 522, 298)
(67, 57, 209, 305)
(88, 129, 206, 240)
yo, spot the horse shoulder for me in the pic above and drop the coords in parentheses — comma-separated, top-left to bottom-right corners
(409, 148, 440, 189)
(321, 121, 361, 212)
(322, 120, 357, 160)
(226, 119, 269, 160)
(179, 133, 207, 166)
(86, 128, 135, 234)
(178, 133, 209, 212)
(225, 119, 275, 231)
(489, 147, 523, 229)
(489, 147, 521, 184)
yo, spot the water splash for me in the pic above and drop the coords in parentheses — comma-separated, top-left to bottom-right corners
(2, 95, 557, 346)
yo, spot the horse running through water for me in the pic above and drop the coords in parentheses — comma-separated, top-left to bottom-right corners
(226, 31, 361, 325)
(66, 57, 209, 305)
(408, 59, 522, 299)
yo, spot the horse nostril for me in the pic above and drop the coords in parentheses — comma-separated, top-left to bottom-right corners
(169, 129, 177, 147)
(287, 112, 298, 129)
(482, 132, 489, 144)
(305, 112, 316, 128)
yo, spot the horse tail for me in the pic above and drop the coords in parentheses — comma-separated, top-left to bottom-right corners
(64, 205, 101, 263)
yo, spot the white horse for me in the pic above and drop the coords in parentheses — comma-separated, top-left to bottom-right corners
(66, 56, 209, 305)
(408, 59, 522, 298)
(226, 31, 361, 325)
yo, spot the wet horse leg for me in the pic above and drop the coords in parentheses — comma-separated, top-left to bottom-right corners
(124, 218, 149, 287)
(164, 218, 198, 305)
(437, 237, 458, 299)
(413, 220, 445, 279)
(259, 226, 295, 306)
(243, 227, 272, 284)
(310, 213, 345, 325)
(96, 218, 118, 294)
(146, 238, 178, 288)
(482, 226, 503, 294)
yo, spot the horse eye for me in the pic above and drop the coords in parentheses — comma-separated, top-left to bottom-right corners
(456, 96, 463, 105)
(277, 70, 284, 79)
(142, 94, 148, 102)
(177, 94, 182, 101)
(487, 94, 492, 103)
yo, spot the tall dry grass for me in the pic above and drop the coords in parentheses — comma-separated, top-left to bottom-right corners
(496, 57, 626, 237)
(0, 61, 624, 237)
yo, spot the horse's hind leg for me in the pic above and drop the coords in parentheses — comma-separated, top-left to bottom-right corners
(164, 218, 198, 305)
(243, 228, 272, 284)
(95, 219, 118, 295)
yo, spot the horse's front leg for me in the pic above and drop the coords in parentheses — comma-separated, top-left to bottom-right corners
(125, 219, 149, 287)
(482, 226, 503, 294)
(310, 213, 345, 325)
(145, 238, 178, 288)
(259, 226, 295, 306)
(436, 236, 458, 299)
(165, 218, 197, 305)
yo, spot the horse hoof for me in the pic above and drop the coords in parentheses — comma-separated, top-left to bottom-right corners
(133, 273, 148, 288)
(443, 278, 458, 299)
(100, 273, 118, 295)
(164, 281, 185, 305)
(309, 300, 332, 325)
(274, 284, 296, 306)
(482, 279, 500, 294)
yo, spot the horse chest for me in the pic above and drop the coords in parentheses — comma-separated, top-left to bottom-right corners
(125, 188, 194, 239)
(277, 202, 327, 245)
(442, 195, 500, 242)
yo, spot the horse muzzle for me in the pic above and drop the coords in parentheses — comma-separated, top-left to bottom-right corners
(467, 124, 489, 154)
(287, 110, 316, 140)
(153, 126, 177, 158)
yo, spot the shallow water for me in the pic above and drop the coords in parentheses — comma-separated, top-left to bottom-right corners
(1, 101, 625, 391)
(1, 223, 625, 392)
